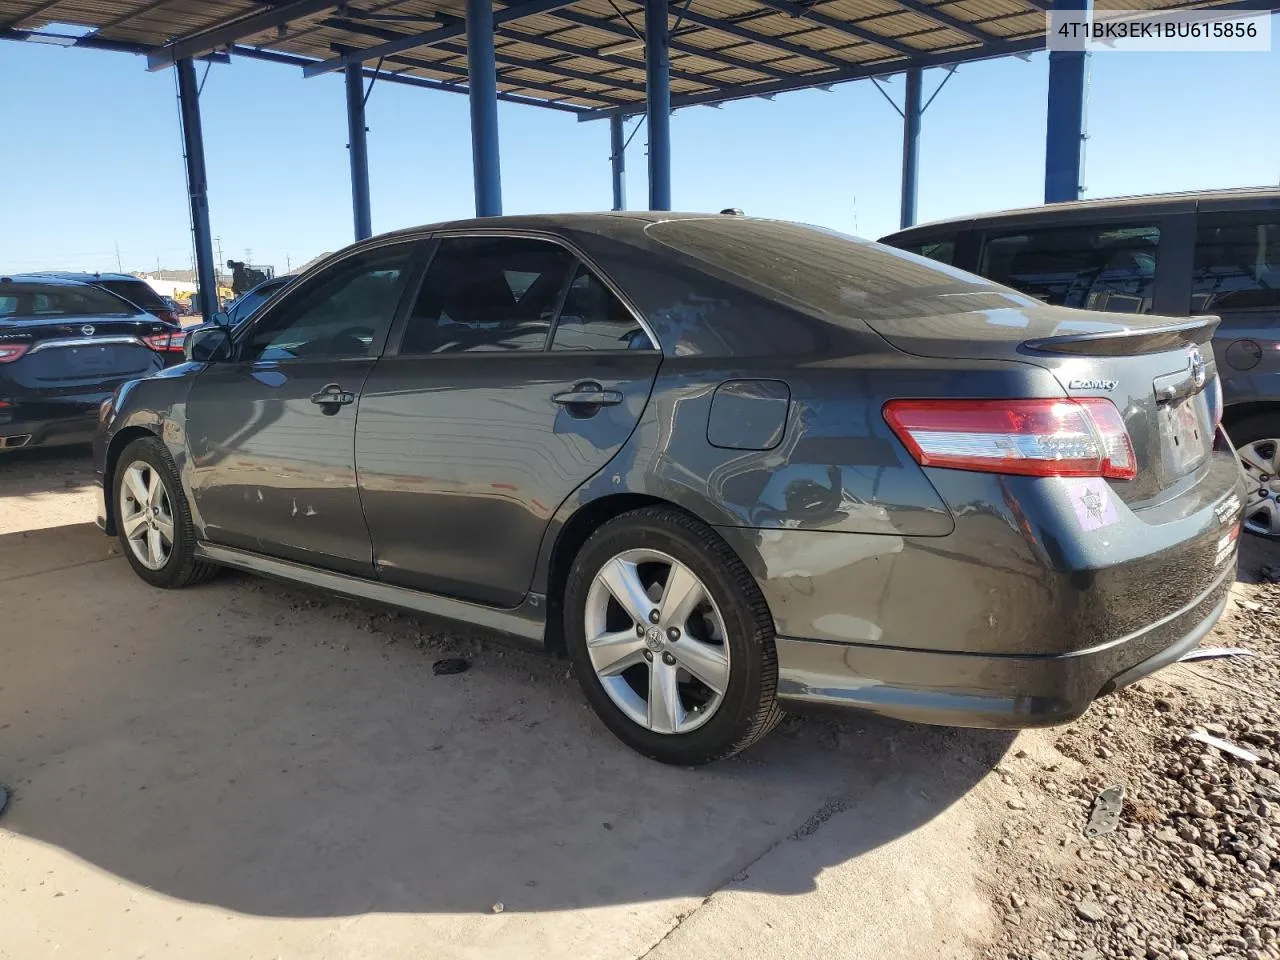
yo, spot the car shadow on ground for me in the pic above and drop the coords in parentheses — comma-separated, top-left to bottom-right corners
(0, 520, 1015, 918)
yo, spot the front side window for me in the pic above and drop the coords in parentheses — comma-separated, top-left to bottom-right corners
(400, 237, 574, 354)
(1192, 211, 1280, 313)
(978, 223, 1160, 314)
(551, 266, 650, 351)
(243, 247, 412, 362)
(895, 237, 956, 266)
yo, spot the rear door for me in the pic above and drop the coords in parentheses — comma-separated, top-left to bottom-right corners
(184, 242, 421, 575)
(357, 234, 662, 607)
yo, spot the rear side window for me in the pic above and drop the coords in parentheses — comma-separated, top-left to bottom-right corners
(551, 266, 650, 351)
(98, 279, 168, 313)
(1192, 211, 1280, 312)
(894, 237, 956, 266)
(401, 237, 574, 354)
(978, 223, 1160, 314)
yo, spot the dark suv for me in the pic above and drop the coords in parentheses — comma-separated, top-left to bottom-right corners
(881, 188, 1280, 536)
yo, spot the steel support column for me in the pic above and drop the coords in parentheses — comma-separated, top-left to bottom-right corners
(345, 64, 373, 241)
(175, 58, 218, 321)
(900, 67, 922, 230)
(1044, 0, 1090, 203)
(466, 0, 502, 217)
(610, 116, 626, 211)
(644, 0, 671, 211)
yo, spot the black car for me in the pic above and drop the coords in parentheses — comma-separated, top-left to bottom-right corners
(96, 214, 1243, 764)
(0, 276, 184, 452)
(880, 188, 1280, 537)
(33, 271, 184, 327)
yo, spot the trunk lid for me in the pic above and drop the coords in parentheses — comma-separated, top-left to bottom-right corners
(0, 314, 170, 395)
(866, 304, 1221, 504)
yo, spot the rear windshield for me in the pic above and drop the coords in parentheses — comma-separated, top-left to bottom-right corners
(97, 279, 168, 312)
(0, 283, 141, 318)
(646, 218, 1034, 322)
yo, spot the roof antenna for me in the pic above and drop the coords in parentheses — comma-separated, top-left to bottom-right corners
(719, 207, 744, 216)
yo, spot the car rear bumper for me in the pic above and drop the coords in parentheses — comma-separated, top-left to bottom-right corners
(0, 401, 101, 451)
(771, 562, 1232, 728)
(715, 448, 1245, 730)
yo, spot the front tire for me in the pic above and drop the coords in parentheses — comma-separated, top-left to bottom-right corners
(1231, 412, 1280, 538)
(564, 506, 783, 765)
(113, 436, 218, 588)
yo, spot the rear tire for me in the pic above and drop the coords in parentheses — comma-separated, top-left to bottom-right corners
(1229, 412, 1280, 538)
(564, 506, 783, 765)
(113, 436, 219, 588)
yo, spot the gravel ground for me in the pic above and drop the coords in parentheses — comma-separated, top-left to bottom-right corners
(984, 544, 1280, 960)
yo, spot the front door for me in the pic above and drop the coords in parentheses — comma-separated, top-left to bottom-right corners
(185, 243, 420, 575)
(357, 235, 662, 607)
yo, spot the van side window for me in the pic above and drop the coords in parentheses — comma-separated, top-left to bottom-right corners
(897, 238, 956, 266)
(979, 224, 1160, 314)
(1192, 212, 1280, 313)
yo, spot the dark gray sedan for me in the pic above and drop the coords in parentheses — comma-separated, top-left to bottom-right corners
(95, 214, 1245, 765)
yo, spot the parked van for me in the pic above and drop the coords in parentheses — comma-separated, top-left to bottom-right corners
(881, 187, 1280, 537)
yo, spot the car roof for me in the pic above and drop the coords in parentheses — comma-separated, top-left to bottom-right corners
(882, 186, 1280, 242)
(3, 274, 104, 288)
(367, 211, 717, 245)
(27, 271, 150, 283)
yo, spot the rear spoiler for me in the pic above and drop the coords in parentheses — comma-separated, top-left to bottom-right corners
(1022, 315, 1219, 357)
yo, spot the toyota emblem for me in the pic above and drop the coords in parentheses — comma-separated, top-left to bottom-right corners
(80, 324, 95, 337)
(1188, 345, 1207, 389)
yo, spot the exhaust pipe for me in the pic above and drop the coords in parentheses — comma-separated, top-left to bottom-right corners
(1, 435, 32, 449)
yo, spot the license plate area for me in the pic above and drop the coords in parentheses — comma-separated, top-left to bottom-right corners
(1159, 392, 1211, 476)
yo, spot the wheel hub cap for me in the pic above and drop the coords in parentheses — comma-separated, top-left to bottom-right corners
(119, 460, 175, 571)
(584, 548, 730, 735)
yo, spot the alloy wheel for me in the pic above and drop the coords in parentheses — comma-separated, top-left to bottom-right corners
(1238, 438, 1280, 537)
(583, 548, 730, 735)
(119, 460, 176, 570)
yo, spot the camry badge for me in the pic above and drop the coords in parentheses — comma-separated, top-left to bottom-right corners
(1067, 378, 1117, 392)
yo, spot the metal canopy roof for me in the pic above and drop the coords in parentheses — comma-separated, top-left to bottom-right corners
(0, 0, 1270, 119)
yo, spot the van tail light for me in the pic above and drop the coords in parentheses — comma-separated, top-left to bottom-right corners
(883, 398, 1137, 480)
(0, 344, 29, 363)
(143, 331, 186, 353)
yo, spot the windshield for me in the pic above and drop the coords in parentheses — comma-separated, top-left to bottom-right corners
(0, 283, 141, 319)
(646, 218, 1036, 323)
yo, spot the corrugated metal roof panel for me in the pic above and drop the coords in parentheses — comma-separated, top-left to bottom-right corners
(2, 0, 1276, 115)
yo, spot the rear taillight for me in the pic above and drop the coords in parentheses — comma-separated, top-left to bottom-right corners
(143, 332, 186, 353)
(883, 398, 1137, 480)
(0, 344, 29, 363)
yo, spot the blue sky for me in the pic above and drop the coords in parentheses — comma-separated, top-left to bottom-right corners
(1, 31, 1277, 275)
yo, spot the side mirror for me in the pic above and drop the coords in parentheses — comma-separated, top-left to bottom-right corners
(211, 310, 230, 327)
(185, 324, 234, 363)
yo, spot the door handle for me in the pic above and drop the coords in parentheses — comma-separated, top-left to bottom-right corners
(310, 383, 356, 411)
(552, 382, 624, 408)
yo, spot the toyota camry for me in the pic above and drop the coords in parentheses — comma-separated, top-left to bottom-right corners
(95, 214, 1245, 765)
